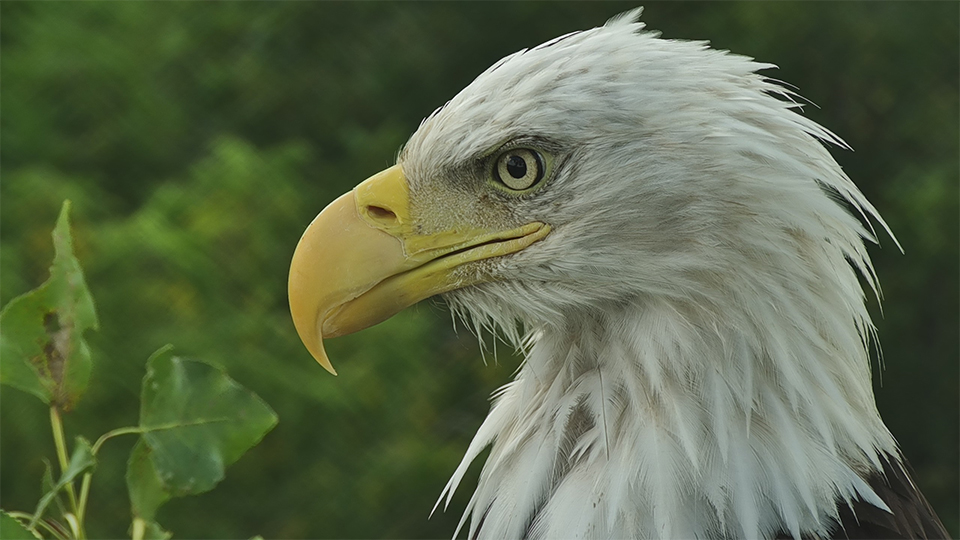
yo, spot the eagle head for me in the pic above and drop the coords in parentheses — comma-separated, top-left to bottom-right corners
(290, 9, 886, 372)
(286, 10, 946, 540)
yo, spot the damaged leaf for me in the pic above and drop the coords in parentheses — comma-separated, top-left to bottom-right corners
(0, 201, 99, 408)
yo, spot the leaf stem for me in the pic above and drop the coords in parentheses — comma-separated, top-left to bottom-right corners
(75, 426, 142, 537)
(91, 426, 143, 456)
(6, 511, 71, 540)
(77, 474, 92, 537)
(49, 406, 83, 530)
(49, 407, 70, 476)
(65, 513, 82, 540)
(132, 517, 145, 540)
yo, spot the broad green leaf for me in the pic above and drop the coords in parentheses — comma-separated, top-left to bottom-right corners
(0, 511, 39, 540)
(140, 348, 277, 496)
(31, 437, 95, 528)
(0, 201, 99, 408)
(126, 438, 170, 522)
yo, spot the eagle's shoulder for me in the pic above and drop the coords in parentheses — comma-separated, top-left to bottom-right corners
(818, 455, 949, 540)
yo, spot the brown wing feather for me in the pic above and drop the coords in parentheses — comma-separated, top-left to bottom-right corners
(826, 454, 950, 539)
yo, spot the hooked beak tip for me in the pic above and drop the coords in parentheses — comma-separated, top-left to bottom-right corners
(308, 334, 338, 376)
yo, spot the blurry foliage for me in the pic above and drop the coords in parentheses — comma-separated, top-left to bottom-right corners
(0, 204, 276, 539)
(1, 2, 956, 538)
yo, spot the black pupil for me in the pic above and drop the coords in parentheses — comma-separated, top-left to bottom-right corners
(506, 155, 527, 179)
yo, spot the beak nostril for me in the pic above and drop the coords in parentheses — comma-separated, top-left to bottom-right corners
(366, 205, 398, 223)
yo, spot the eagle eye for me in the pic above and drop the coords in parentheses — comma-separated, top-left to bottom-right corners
(494, 148, 545, 191)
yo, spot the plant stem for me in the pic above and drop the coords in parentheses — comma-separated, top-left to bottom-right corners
(91, 426, 143, 456)
(75, 426, 142, 537)
(64, 514, 82, 540)
(6, 511, 71, 540)
(49, 406, 84, 539)
(77, 473, 92, 536)
(132, 517, 145, 540)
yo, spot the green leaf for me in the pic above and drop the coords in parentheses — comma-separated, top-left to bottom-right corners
(139, 348, 277, 496)
(31, 437, 96, 528)
(0, 511, 39, 540)
(40, 459, 66, 518)
(0, 201, 99, 408)
(126, 439, 173, 540)
(126, 439, 170, 522)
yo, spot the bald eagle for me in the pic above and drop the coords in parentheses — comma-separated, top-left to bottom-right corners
(288, 10, 948, 540)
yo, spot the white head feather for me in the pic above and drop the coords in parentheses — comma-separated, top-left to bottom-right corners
(401, 10, 899, 539)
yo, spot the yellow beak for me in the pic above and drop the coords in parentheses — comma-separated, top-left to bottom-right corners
(288, 165, 550, 375)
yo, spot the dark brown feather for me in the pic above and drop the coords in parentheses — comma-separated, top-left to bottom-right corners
(813, 454, 949, 539)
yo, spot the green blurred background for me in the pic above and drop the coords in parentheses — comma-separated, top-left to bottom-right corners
(1, 2, 956, 538)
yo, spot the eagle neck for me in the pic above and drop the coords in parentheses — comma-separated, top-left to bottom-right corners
(444, 297, 899, 539)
